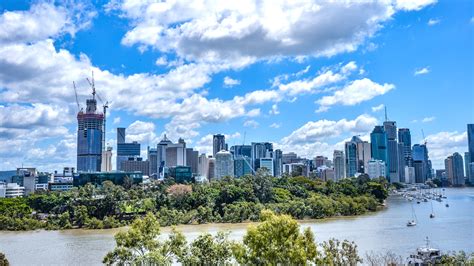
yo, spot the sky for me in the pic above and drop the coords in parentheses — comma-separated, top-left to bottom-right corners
(0, 0, 472, 172)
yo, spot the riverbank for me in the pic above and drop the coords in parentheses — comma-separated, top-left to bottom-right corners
(1, 188, 472, 265)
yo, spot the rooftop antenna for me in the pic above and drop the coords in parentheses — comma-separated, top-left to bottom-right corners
(421, 129, 427, 146)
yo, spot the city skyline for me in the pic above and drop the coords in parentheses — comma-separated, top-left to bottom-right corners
(0, 0, 473, 172)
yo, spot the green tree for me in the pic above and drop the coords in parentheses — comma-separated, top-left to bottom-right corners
(178, 232, 234, 265)
(233, 210, 318, 265)
(319, 238, 362, 266)
(103, 213, 184, 265)
(73, 205, 89, 227)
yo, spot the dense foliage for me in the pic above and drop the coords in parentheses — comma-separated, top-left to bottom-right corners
(104, 210, 361, 265)
(0, 171, 388, 231)
(0, 252, 9, 266)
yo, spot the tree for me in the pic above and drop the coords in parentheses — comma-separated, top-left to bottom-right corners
(73, 205, 89, 227)
(0, 252, 9, 266)
(233, 210, 318, 265)
(178, 232, 234, 265)
(319, 238, 362, 266)
(103, 213, 184, 265)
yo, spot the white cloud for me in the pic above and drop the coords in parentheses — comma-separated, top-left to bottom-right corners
(223, 76, 240, 87)
(109, 0, 434, 64)
(414, 66, 430, 76)
(395, 0, 437, 11)
(155, 56, 168, 66)
(424, 131, 467, 168)
(427, 18, 440, 26)
(422, 116, 436, 123)
(269, 104, 280, 115)
(243, 120, 259, 128)
(0, 2, 96, 45)
(371, 104, 385, 112)
(281, 114, 378, 145)
(269, 123, 281, 129)
(316, 78, 395, 112)
(126, 120, 159, 145)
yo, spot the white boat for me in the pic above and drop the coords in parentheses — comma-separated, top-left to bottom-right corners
(407, 202, 418, 227)
(407, 220, 417, 226)
(407, 237, 442, 264)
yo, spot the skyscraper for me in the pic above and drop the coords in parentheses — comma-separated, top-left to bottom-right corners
(367, 159, 386, 179)
(77, 91, 104, 172)
(101, 147, 113, 172)
(117, 128, 125, 144)
(147, 147, 158, 177)
(345, 138, 358, 178)
(231, 145, 252, 158)
(186, 148, 199, 174)
(213, 134, 226, 156)
(251, 142, 273, 170)
(333, 150, 345, 181)
(445, 153, 465, 186)
(412, 144, 429, 183)
(468, 124, 474, 163)
(215, 150, 234, 179)
(398, 128, 412, 165)
(383, 121, 399, 183)
(370, 126, 388, 178)
(273, 149, 283, 177)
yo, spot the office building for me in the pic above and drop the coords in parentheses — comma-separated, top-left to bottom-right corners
(148, 147, 158, 177)
(404, 166, 415, 184)
(273, 149, 283, 177)
(282, 152, 298, 164)
(77, 90, 104, 172)
(16, 168, 37, 195)
(464, 152, 470, 180)
(384, 121, 399, 183)
(215, 150, 234, 179)
(398, 128, 412, 166)
(468, 124, 474, 163)
(234, 156, 253, 177)
(259, 158, 274, 176)
(213, 134, 226, 156)
(198, 154, 209, 177)
(168, 166, 193, 183)
(251, 142, 273, 170)
(117, 141, 141, 170)
(208, 157, 216, 180)
(333, 150, 345, 181)
(412, 144, 430, 183)
(186, 148, 199, 174)
(314, 156, 327, 168)
(370, 126, 388, 177)
(156, 135, 173, 177)
(445, 152, 464, 186)
(345, 136, 370, 177)
(101, 147, 113, 172)
(368, 159, 386, 179)
(165, 142, 186, 167)
(120, 158, 150, 176)
(117, 127, 126, 144)
(0, 182, 25, 198)
(231, 145, 252, 158)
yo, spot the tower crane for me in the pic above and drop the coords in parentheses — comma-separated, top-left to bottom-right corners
(421, 129, 428, 146)
(72, 81, 82, 112)
(86, 71, 109, 153)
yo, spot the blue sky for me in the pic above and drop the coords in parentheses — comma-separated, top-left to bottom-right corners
(0, 0, 472, 171)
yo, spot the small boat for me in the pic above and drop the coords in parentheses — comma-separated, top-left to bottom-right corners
(445, 203, 449, 207)
(407, 202, 417, 227)
(430, 213, 435, 218)
(430, 201, 435, 218)
(407, 237, 442, 264)
(423, 198, 428, 202)
(417, 201, 421, 204)
(407, 220, 417, 226)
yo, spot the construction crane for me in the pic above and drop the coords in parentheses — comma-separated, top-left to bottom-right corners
(240, 131, 256, 174)
(86, 71, 96, 100)
(421, 129, 428, 146)
(72, 81, 82, 112)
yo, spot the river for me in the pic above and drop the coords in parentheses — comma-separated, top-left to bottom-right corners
(1, 188, 473, 265)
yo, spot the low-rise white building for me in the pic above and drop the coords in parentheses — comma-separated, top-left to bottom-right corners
(0, 183, 25, 198)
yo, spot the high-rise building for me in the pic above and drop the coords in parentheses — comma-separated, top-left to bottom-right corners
(231, 145, 252, 158)
(198, 154, 209, 177)
(464, 152, 470, 180)
(215, 150, 234, 179)
(148, 147, 158, 177)
(273, 149, 283, 177)
(251, 142, 273, 170)
(165, 143, 186, 167)
(117, 141, 141, 170)
(213, 134, 226, 156)
(397, 143, 405, 182)
(208, 157, 216, 180)
(468, 124, 474, 163)
(383, 121, 399, 183)
(345, 136, 370, 177)
(367, 159, 386, 179)
(234, 156, 253, 177)
(445, 153, 464, 186)
(370, 126, 388, 178)
(117, 128, 126, 144)
(186, 148, 199, 174)
(404, 166, 415, 184)
(77, 91, 104, 172)
(120, 158, 150, 176)
(412, 144, 430, 183)
(259, 158, 274, 176)
(101, 147, 113, 172)
(333, 150, 345, 181)
(157, 135, 173, 178)
(314, 156, 327, 168)
(398, 128, 412, 166)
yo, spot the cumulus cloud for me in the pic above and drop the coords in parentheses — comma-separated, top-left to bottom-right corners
(223, 76, 240, 87)
(414, 67, 430, 76)
(316, 78, 395, 112)
(281, 114, 378, 145)
(427, 18, 440, 26)
(424, 131, 467, 168)
(243, 120, 259, 128)
(108, 0, 437, 64)
(269, 123, 281, 129)
(422, 116, 436, 123)
(269, 104, 280, 115)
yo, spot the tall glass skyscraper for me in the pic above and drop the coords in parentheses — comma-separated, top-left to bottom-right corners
(383, 121, 399, 183)
(213, 134, 226, 156)
(398, 128, 412, 165)
(370, 126, 388, 177)
(468, 124, 474, 164)
(77, 94, 104, 172)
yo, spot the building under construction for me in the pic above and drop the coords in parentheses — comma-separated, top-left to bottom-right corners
(76, 75, 107, 172)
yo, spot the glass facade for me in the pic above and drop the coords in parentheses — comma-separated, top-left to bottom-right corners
(370, 126, 388, 177)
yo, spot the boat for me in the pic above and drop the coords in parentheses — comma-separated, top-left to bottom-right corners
(407, 237, 442, 264)
(430, 200, 435, 218)
(407, 202, 418, 227)
(445, 203, 449, 207)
